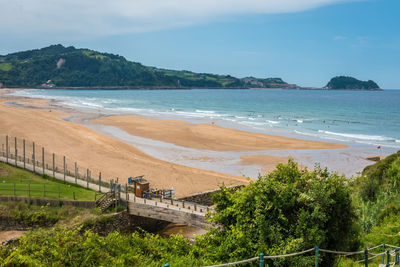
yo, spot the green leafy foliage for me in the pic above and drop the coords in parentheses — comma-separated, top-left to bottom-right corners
(201, 160, 358, 266)
(352, 151, 400, 242)
(0, 228, 215, 267)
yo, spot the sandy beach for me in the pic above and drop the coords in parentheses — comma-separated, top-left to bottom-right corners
(94, 115, 346, 151)
(0, 90, 351, 197)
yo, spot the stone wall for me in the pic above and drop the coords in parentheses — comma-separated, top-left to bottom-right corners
(178, 185, 245, 206)
(81, 211, 170, 235)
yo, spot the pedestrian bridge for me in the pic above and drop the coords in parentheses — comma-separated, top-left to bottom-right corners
(0, 151, 213, 229)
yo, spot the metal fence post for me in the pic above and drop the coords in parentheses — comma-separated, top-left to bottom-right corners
(259, 253, 264, 267)
(63, 156, 66, 181)
(74, 162, 77, 184)
(87, 169, 89, 188)
(387, 249, 390, 267)
(52, 153, 55, 178)
(99, 172, 101, 192)
(14, 137, 17, 166)
(383, 243, 386, 264)
(6, 135, 8, 163)
(315, 245, 319, 267)
(395, 248, 399, 265)
(42, 147, 45, 175)
(364, 249, 368, 267)
(32, 142, 35, 173)
(23, 139, 25, 169)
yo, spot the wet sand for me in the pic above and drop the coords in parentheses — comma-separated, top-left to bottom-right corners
(94, 115, 347, 151)
(0, 91, 361, 197)
(0, 97, 249, 197)
(240, 155, 290, 174)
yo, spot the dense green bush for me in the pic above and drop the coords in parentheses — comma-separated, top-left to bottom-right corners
(0, 228, 215, 267)
(200, 160, 358, 266)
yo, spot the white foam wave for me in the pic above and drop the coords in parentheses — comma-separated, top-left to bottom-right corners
(297, 119, 303, 123)
(266, 120, 279, 124)
(318, 130, 393, 141)
(195, 109, 215, 114)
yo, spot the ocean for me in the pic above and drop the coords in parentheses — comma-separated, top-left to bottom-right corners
(12, 88, 400, 150)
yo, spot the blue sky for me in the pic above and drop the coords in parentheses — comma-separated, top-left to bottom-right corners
(1, 0, 399, 88)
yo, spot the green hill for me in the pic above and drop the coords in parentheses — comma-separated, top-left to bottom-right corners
(0, 45, 251, 88)
(325, 76, 381, 90)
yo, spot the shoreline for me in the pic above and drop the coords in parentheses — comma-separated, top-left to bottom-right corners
(0, 95, 250, 197)
(1, 86, 385, 91)
(1, 88, 394, 179)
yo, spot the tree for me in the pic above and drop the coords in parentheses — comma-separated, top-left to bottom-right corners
(201, 160, 358, 266)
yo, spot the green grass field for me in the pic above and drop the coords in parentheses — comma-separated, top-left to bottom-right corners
(0, 162, 96, 201)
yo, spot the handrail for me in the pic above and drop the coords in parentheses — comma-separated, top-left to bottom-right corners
(196, 244, 400, 267)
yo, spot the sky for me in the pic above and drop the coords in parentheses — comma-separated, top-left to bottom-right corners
(1, 0, 399, 88)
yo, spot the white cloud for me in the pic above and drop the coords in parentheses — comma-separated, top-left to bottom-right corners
(0, 0, 354, 36)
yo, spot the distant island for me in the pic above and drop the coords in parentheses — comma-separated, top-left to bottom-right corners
(324, 76, 381, 90)
(0, 45, 381, 91)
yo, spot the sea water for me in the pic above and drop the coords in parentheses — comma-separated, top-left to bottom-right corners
(13, 88, 400, 149)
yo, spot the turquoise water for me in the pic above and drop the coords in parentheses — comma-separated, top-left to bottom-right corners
(13, 89, 400, 149)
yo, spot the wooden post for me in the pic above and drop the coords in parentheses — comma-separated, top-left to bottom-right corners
(5, 135, 8, 163)
(125, 184, 128, 201)
(74, 162, 77, 184)
(32, 142, 35, 173)
(63, 156, 66, 181)
(42, 147, 45, 175)
(315, 245, 319, 267)
(14, 137, 17, 166)
(99, 172, 102, 192)
(86, 169, 89, 188)
(364, 249, 368, 267)
(52, 153, 55, 178)
(23, 139, 25, 169)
